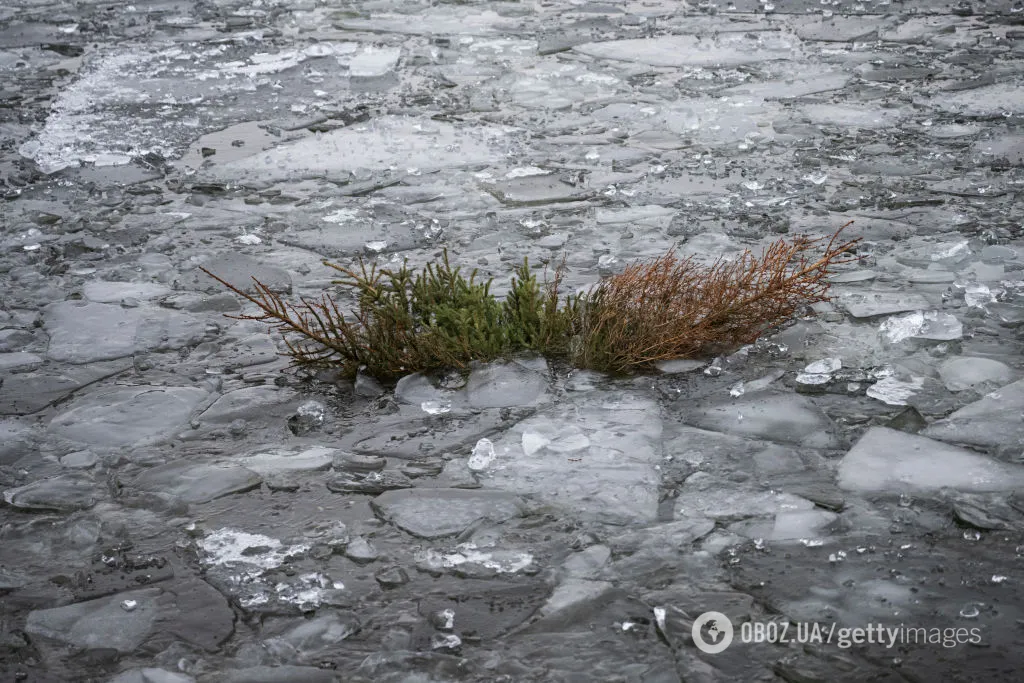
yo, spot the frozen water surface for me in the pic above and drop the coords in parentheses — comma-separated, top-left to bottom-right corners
(3, 0, 1024, 681)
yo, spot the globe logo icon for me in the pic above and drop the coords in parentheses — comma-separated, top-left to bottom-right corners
(692, 611, 734, 654)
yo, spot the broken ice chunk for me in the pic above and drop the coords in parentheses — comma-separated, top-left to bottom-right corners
(683, 391, 837, 448)
(323, 208, 359, 224)
(537, 233, 568, 249)
(468, 438, 496, 472)
(348, 46, 401, 78)
(795, 372, 831, 387)
(655, 359, 705, 374)
(521, 429, 549, 457)
(796, 358, 842, 388)
(840, 292, 930, 318)
(464, 362, 547, 408)
(199, 528, 309, 570)
(520, 423, 590, 456)
(939, 357, 1015, 392)
(880, 311, 963, 343)
(769, 509, 838, 541)
(805, 358, 842, 374)
(395, 373, 445, 404)
(421, 400, 452, 415)
(506, 166, 550, 178)
(866, 376, 924, 406)
(964, 282, 996, 308)
(922, 377, 1024, 449)
(932, 240, 971, 262)
(894, 239, 972, 268)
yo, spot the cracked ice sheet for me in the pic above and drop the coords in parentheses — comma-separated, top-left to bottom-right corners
(573, 32, 801, 69)
(210, 115, 510, 183)
(19, 42, 357, 174)
(337, 9, 522, 36)
(483, 392, 662, 524)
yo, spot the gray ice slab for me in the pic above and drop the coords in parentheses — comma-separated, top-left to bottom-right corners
(0, 418, 33, 465)
(348, 409, 513, 459)
(130, 461, 263, 504)
(213, 116, 502, 182)
(2, 472, 100, 512)
(838, 427, 1024, 493)
(82, 281, 171, 303)
(681, 391, 837, 448)
(196, 386, 295, 424)
(574, 33, 798, 68)
(792, 15, 893, 42)
(371, 488, 524, 539)
(464, 361, 549, 408)
(26, 587, 162, 653)
(486, 392, 663, 522)
(236, 446, 338, 475)
(838, 291, 931, 318)
(48, 386, 207, 447)
(939, 357, 1016, 392)
(25, 579, 233, 654)
(922, 378, 1024, 449)
(182, 253, 292, 295)
(44, 301, 208, 364)
(927, 83, 1024, 118)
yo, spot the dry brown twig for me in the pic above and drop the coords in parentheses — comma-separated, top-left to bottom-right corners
(570, 222, 861, 373)
(198, 268, 362, 367)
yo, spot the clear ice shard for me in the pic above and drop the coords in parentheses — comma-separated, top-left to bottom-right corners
(880, 311, 962, 343)
(866, 376, 924, 406)
(839, 292, 930, 318)
(468, 438, 497, 472)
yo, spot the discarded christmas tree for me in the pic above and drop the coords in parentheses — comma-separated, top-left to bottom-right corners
(202, 224, 859, 380)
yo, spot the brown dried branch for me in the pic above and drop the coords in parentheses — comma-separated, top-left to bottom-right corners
(570, 223, 861, 373)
